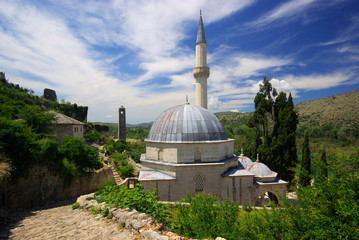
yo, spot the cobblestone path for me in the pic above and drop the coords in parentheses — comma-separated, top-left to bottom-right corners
(2, 202, 140, 240)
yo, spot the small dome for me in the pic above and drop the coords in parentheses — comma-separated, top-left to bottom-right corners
(238, 154, 253, 169)
(247, 161, 273, 176)
(147, 104, 227, 142)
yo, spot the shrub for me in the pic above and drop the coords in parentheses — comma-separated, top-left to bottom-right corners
(59, 136, 102, 173)
(95, 183, 168, 223)
(72, 202, 80, 210)
(119, 164, 134, 179)
(169, 193, 242, 240)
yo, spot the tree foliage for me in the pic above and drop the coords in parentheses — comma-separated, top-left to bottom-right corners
(244, 77, 298, 182)
(59, 136, 102, 174)
(0, 73, 101, 182)
(299, 132, 311, 187)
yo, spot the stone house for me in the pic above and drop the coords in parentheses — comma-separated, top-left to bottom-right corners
(53, 112, 84, 143)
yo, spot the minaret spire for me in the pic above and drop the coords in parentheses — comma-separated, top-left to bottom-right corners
(193, 11, 210, 109)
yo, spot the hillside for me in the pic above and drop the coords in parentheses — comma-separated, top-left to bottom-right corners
(215, 90, 359, 128)
(295, 90, 359, 127)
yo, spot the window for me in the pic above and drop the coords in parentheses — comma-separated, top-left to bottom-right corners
(194, 150, 201, 162)
(158, 149, 164, 161)
(194, 175, 205, 192)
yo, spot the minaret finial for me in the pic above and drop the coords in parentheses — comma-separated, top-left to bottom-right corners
(185, 95, 189, 104)
(200, 9, 202, 16)
(256, 153, 260, 162)
(241, 148, 243, 156)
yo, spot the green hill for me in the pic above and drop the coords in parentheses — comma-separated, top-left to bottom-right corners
(215, 90, 359, 129)
(295, 90, 359, 127)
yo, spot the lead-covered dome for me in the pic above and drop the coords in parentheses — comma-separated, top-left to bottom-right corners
(238, 154, 253, 169)
(147, 103, 227, 142)
(247, 161, 273, 176)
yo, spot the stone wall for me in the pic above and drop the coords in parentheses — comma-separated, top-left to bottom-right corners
(3, 165, 114, 209)
(146, 140, 234, 164)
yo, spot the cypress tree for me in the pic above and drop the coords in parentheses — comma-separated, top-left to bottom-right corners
(244, 77, 298, 183)
(299, 132, 311, 187)
(317, 148, 328, 180)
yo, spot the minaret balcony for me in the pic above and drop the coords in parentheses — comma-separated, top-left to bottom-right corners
(193, 67, 210, 78)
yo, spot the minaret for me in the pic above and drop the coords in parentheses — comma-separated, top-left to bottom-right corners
(118, 105, 126, 141)
(193, 10, 210, 109)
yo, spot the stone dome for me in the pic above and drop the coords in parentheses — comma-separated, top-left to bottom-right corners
(147, 103, 228, 143)
(238, 154, 253, 169)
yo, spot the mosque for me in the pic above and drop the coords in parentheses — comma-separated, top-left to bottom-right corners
(138, 13, 286, 204)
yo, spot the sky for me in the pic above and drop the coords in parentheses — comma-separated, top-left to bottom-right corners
(1, 0, 359, 124)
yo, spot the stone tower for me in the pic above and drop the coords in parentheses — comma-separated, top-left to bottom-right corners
(193, 11, 210, 109)
(118, 105, 126, 141)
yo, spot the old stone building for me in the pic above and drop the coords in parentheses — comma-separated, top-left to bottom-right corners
(53, 112, 84, 143)
(138, 13, 287, 204)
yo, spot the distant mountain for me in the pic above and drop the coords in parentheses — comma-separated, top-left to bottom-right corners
(215, 90, 359, 128)
(127, 122, 153, 128)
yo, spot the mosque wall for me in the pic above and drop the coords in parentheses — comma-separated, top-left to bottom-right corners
(145, 140, 234, 163)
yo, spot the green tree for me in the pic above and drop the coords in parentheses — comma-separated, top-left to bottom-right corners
(18, 105, 55, 134)
(244, 77, 298, 182)
(59, 136, 102, 174)
(299, 132, 311, 187)
(0, 117, 35, 179)
(317, 148, 328, 179)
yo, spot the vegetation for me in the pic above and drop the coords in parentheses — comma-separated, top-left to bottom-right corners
(299, 132, 311, 187)
(95, 183, 167, 223)
(295, 89, 359, 127)
(0, 72, 101, 183)
(317, 149, 328, 180)
(59, 136, 102, 174)
(243, 77, 298, 183)
(95, 160, 359, 239)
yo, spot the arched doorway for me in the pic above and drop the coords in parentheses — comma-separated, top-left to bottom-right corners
(254, 191, 279, 206)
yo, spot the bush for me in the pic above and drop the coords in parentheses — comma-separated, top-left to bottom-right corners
(169, 193, 242, 240)
(0, 117, 35, 179)
(59, 136, 102, 173)
(119, 164, 134, 179)
(18, 105, 55, 134)
(95, 183, 167, 223)
(72, 202, 80, 210)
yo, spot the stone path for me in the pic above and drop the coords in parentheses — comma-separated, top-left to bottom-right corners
(2, 202, 141, 240)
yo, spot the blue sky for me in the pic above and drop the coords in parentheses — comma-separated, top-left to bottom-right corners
(1, 0, 358, 124)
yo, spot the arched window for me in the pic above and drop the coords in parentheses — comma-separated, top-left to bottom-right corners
(194, 175, 205, 192)
(194, 150, 201, 162)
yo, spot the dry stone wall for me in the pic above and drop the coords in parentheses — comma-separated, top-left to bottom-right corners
(5, 165, 113, 209)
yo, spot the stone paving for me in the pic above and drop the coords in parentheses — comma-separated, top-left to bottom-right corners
(2, 202, 141, 240)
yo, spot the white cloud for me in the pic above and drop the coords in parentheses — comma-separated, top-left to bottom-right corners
(0, 0, 256, 123)
(321, 15, 359, 46)
(248, 0, 317, 27)
(208, 96, 222, 111)
(284, 72, 353, 90)
(1, 0, 357, 123)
